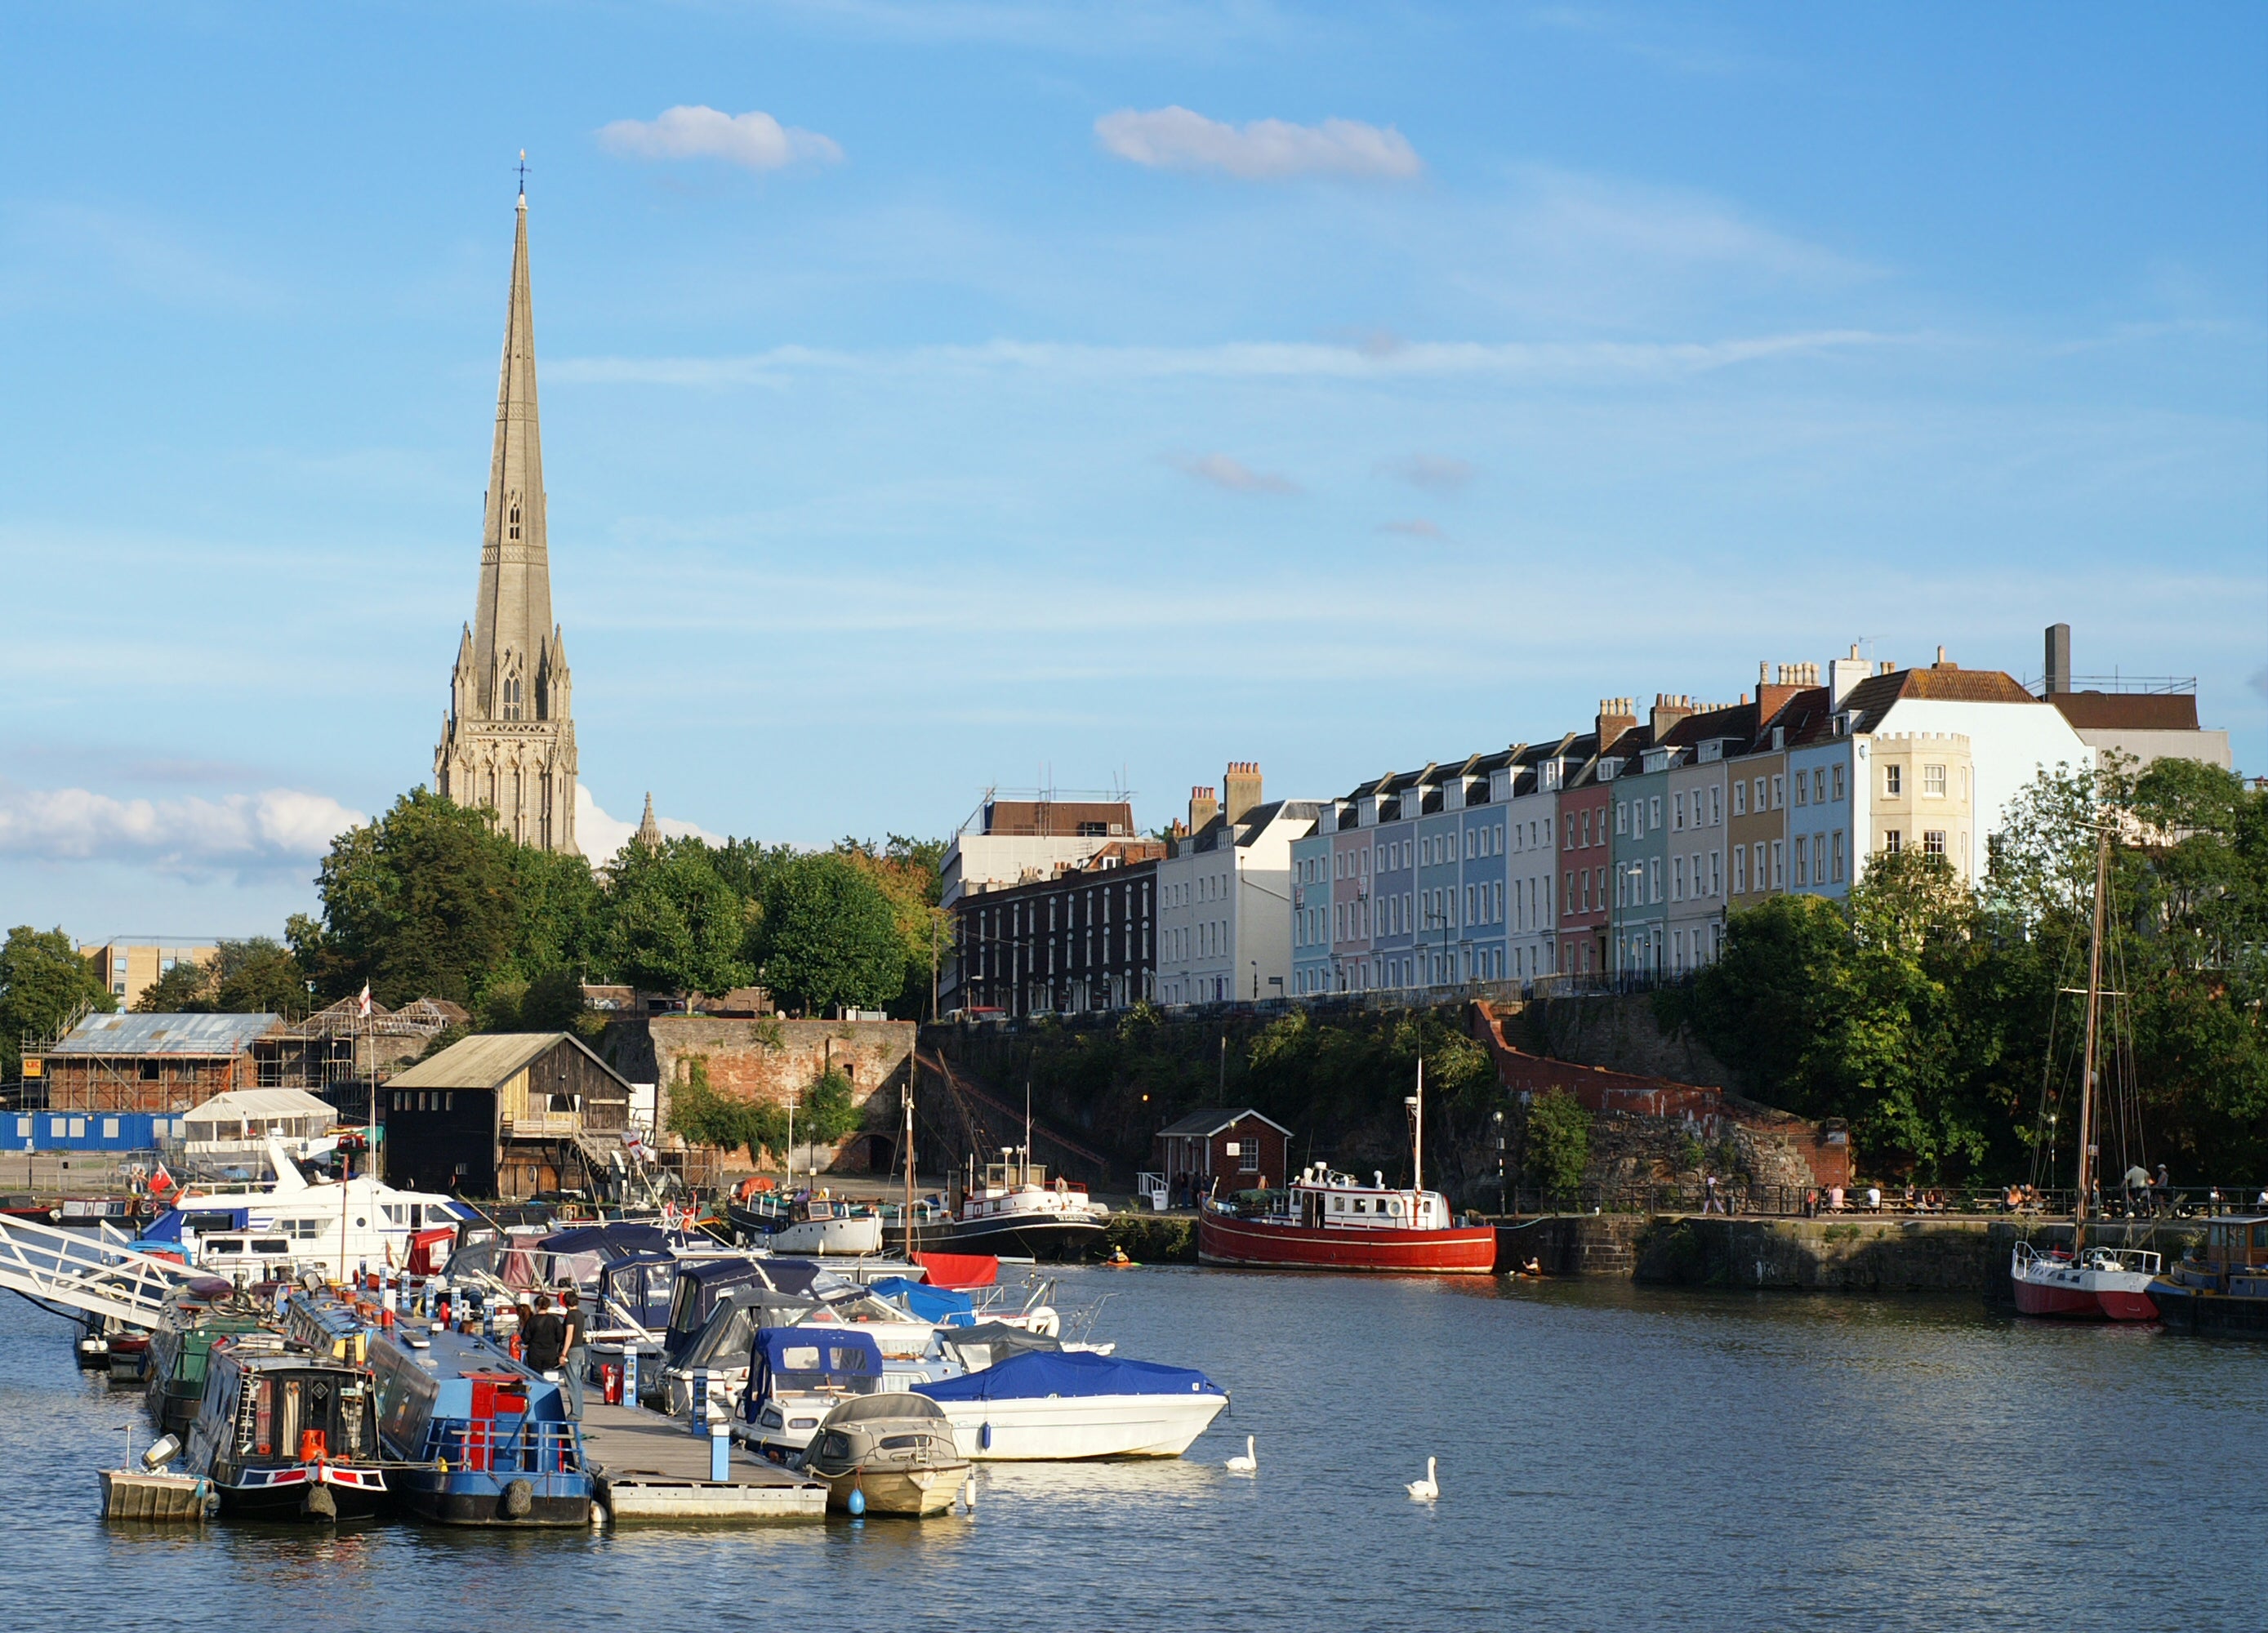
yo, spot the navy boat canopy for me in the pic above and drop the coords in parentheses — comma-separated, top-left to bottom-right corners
(540, 1222, 673, 1257)
(753, 1326, 884, 1383)
(916, 1350, 1223, 1403)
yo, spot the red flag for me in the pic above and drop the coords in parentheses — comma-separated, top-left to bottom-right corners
(148, 1163, 176, 1198)
(357, 982, 372, 1018)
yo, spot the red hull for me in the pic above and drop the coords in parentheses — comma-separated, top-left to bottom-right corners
(2096, 1286, 2160, 1321)
(1198, 1208, 1497, 1275)
(2012, 1275, 2102, 1318)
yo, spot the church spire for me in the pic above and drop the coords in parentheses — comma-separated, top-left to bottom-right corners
(435, 179, 578, 857)
(634, 793, 662, 850)
(470, 181, 552, 719)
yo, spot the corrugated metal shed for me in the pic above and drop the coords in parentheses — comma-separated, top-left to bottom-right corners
(48, 1012, 280, 1057)
(387, 1030, 626, 1092)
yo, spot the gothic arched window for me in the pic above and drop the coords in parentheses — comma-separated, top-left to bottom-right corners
(508, 492, 522, 541)
(502, 671, 523, 720)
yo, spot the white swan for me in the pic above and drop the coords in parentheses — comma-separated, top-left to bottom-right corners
(1225, 1435, 1257, 1474)
(1406, 1456, 1438, 1502)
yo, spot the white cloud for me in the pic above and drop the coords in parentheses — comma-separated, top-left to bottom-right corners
(1379, 518, 1446, 540)
(1170, 452, 1298, 494)
(575, 785, 722, 863)
(0, 781, 362, 868)
(1377, 454, 1475, 492)
(1095, 106, 1420, 181)
(598, 106, 844, 171)
(553, 329, 1893, 389)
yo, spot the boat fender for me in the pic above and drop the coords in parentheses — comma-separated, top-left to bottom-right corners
(978, 1422, 991, 1451)
(503, 1478, 534, 1520)
(847, 1484, 866, 1517)
(302, 1481, 338, 1521)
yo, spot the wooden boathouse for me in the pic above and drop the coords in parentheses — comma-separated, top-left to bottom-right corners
(381, 1033, 631, 1201)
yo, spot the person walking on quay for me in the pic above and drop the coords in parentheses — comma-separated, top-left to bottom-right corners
(1703, 1172, 1725, 1215)
(524, 1296, 566, 1380)
(559, 1286, 590, 1420)
(2154, 1163, 2172, 1217)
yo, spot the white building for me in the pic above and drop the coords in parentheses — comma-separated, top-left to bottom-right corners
(1156, 764, 1317, 1006)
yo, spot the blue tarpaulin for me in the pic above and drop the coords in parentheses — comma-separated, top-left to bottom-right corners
(915, 1350, 1223, 1403)
(869, 1275, 975, 1326)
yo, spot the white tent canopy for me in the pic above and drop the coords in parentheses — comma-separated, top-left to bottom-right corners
(180, 1087, 340, 1146)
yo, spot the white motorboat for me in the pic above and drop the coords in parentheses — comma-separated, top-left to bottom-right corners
(728, 1192, 884, 1257)
(140, 1140, 474, 1281)
(914, 1349, 1227, 1461)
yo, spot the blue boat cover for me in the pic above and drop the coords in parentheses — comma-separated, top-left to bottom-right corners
(540, 1222, 673, 1257)
(753, 1325, 884, 1382)
(868, 1275, 974, 1325)
(916, 1350, 1223, 1403)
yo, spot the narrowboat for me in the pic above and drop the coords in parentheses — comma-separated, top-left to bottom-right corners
(144, 1277, 271, 1438)
(181, 1334, 390, 1520)
(369, 1321, 593, 1526)
(2150, 1215, 2268, 1337)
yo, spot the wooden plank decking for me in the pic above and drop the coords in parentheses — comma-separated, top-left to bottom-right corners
(579, 1403, 827, 1522)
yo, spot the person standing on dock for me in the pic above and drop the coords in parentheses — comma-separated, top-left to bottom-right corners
(525, 1296, 566, 1379)
(559, 1287, 589, 1420)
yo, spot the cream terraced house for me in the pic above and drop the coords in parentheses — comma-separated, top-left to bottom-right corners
(1156, 764, 1315, 1007)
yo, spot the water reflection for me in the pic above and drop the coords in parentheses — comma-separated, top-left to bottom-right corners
(2, 1270, 2263, 1631)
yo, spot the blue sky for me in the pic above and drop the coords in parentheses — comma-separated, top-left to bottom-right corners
(2, 2, 2263, 941)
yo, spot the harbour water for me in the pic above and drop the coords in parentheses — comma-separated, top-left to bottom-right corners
(2, 1269, 2261, 1631)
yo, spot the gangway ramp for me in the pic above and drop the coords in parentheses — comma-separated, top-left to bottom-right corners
(0, 1214, 195, 1329)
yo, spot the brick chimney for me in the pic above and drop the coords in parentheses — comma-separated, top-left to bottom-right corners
(1595, 696, 1638, 748)
(1756, 661, 1814, 723)
(1222, 761, 1264, 825)
(1187, 785, 1219, 831)
(1649, 692, 1693, 740)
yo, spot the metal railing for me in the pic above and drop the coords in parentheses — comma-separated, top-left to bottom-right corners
(1488, 1180, 2266, 1220)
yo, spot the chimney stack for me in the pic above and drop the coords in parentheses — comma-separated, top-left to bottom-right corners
(1187, 785, 1219, 832)
(2044, 623, 2071, 696)
(1829, 643, 1870, 710)
(1934, 645, 1953, 668)
(1595, 696, 1638, 748)
(1222, 762, 1264, 825)
(1650, 692, 1694, 739)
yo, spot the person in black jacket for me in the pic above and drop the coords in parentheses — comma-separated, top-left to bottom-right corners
(524, 1297, 567, 1374)
(559, 1287, 589, 1419)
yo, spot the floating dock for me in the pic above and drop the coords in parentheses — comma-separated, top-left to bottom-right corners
(100, 1469, 216, 1521)
(579, 1403, 827, 1523)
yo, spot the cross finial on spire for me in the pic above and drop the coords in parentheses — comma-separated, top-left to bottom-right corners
(517, 149, 529, 198)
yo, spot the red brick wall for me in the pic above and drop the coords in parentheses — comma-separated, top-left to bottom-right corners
(635, 1017, 917, 1174)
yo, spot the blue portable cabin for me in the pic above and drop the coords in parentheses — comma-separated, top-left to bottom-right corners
(8, 1110, 180, 1151)
(368, 1321, 592, 1526)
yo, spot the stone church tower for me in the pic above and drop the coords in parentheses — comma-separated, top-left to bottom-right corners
(434, 185, 578, 854)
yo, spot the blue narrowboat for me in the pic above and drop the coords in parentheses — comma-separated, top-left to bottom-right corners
(181, 1333, 391, 1521)
(368, 1320, 594, 1525)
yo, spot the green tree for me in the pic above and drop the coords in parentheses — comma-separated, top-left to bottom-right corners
(211, 938, 310, 1015)
(0, 927, 115, 1080)
(301, 789, 520, 1006)
(755, 853, 905, 1015)
(797, 1067, 863, 1147)
(665, 1057, 777, 1167)
(832, 835, 949, 1018)
(602, 836, 753, 994)
(134, 959, 216, 1013)
(1524, 1090, 1592, 1197)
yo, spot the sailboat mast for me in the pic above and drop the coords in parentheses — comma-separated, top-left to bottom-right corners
(1411, 1057, 1424, 1199)
(2074, 818, 2110, 1251)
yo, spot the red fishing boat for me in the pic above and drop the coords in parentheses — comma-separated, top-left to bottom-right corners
(1197, 1061, 1497, 1275)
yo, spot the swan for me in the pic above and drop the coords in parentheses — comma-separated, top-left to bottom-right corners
(1225, 1435, 1257, 1474)
(1406, 1457, 1438, 1502)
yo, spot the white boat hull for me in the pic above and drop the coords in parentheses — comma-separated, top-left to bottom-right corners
(925, 1390, 1228, 1461)
(767, 1216, 884, 1256)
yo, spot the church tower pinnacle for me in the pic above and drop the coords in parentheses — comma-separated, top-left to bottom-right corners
(434, 182, 579, 854)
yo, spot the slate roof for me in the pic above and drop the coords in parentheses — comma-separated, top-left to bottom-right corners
(1155, 1106, 1294, 1139)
